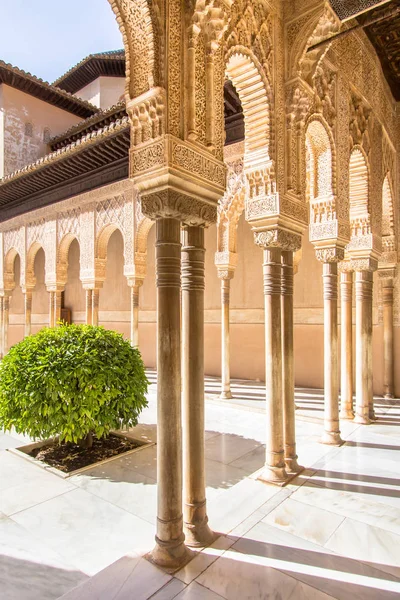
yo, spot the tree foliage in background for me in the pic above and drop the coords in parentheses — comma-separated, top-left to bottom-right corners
(0, 324, 148, 447)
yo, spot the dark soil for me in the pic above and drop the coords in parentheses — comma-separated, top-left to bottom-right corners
(30, 434, 140, 473)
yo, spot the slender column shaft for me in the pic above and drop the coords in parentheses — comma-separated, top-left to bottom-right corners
(220, 278, 232, 399)
(85, 289, 93, 325)
(321, 263, 342, 444)
(382, 278, 395, 399)
(281, 251, 301, 472)
(131, 286, 140, 347)
(151, 218, 189, 569)
(182, 226, 213, 547)
(340, 272, 354, 419)
(3, 296, 10, 355)
(54, 292, 62, 326)
(24, 292, 32, 338)
(49, 292, 55, 327)
(367, 284, 374, 420)
(92, 289, 100, 327)
(354, 270, 373, 424)
(258, 248, 288, 484)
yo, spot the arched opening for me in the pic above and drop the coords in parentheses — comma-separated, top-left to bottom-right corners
(349, 147, 369, 235)
(382, 174, 395, 247)
(305, 118, 334, 222)
(99, 228, 130, 335)
(7, 253, 24, 347)
(225, 50, 271, 174)
(31, 247, 47, 334)
(63, 238, 85, 323)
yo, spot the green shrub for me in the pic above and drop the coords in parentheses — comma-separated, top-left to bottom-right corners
(0, 324, 148, 447)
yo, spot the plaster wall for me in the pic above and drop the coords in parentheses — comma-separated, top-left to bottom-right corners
(1, 85, 81, 176)
(75, 77, 125, 110)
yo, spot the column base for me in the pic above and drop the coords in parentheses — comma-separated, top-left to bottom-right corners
(148, 536, 192, 573)
(384, 393, 394, 400)
(257, 464, 289, 486)
(339, 409, 355, 420)
(368, 408, 376, 420)
(285, 457, 304, 475)
(184, 519, 216, 548)
(354, 414, 371, 425)
(220, 390, 233, 400)
(320, 430, 344, 446)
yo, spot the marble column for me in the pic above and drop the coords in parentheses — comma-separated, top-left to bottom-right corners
(281, 251, 301, 473)
(49, 291, 55, 327)
(24, 291, 32, 338)
(382, 277, 395, 399)
(258, 248, 288, 484)
(219, 275, 233, 399)
(321, 262, 342, 445)
(130, 285, 140, 347)
(354, 270, 373, 424)
(92, 289, 100, 326)
(3, 296, 9, 355)
(150, 217, 190, 570)
(182, 226, 213, 547)
(340, 271, 354, 419)
(54, 291, 62, 326)
(85, 289, 93, 325)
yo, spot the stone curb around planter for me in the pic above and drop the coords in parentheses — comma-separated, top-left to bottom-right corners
(7, 431, 155, 479)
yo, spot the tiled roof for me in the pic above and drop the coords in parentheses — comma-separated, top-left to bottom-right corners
(53, 50, 125, 94)
(0, 60, 99, 118)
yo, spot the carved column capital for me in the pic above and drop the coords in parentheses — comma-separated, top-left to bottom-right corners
(215, 250, 238, 280)
(254, 229, 302, 252)
(315, 246, 345, 264)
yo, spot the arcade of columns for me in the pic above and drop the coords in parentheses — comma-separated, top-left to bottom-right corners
(0, 0, 398, 571)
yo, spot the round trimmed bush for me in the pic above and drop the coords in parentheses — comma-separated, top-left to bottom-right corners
(0, 324, 148, 447)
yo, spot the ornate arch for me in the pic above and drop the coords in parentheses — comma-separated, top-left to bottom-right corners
(349, 145, 370, 235)
(225, 47, 272, 176)
(57, 234, 79, 286)
(3, 248, 19, 291)
(108, 0, 160, 100)
(305, 115, 336, 224)
(26, 242, 45, 289)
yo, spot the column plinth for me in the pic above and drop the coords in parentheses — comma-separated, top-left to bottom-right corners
(182, 226, 214, 548)
(150, 218, 191, 570)
(340, 271, 354, 419)
(321, 262, 343, 445)
(258, 248, 288, 485)
(382, 278, 394, 400)
(354, 270, 373, 424)
(281, 251, 303, 474)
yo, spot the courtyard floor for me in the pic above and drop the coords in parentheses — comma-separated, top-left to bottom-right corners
(1, 372, 400, 599)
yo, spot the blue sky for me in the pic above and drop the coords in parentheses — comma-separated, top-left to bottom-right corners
(0, 0, 123, 83)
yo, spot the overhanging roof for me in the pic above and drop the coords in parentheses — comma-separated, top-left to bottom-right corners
(53, 50, 125, 95)
(0, 61, 98, 119)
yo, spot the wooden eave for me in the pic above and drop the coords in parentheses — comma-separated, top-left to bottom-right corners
(53, 51, 126, 94)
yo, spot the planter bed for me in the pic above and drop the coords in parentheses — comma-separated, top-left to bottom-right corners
(8, 432, 155, 478)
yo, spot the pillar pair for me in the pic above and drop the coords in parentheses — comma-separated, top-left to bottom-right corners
(151, 218, 212, 571)
(258, 247, 301, 484)
(85, 288, 100, 326)
(48, 290, 63, 327)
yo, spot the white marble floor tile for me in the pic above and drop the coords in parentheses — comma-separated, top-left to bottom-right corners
(70, 462, 157, 524)
(11, 488, 154, 576)
(205, 459, 249, 498)
(325, 517, 400, 579)
(149, 578, 187, 599)
(173, 581, 226, 599)
(58, 555, 171, 600)
(0, 433, 23, 450)
(0, 512, 88, 600)
(291, 480, 400, 536)
(229, 444, 265, 473)
(117, 444, 158, 480)
(232, 521, 400, 600)
(205, 433, 263, 465)
(263, 497, 345, 546)
(207, 477, 281, 535)
(176, 536, 234, 585)
(196, 547, 336, 599)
